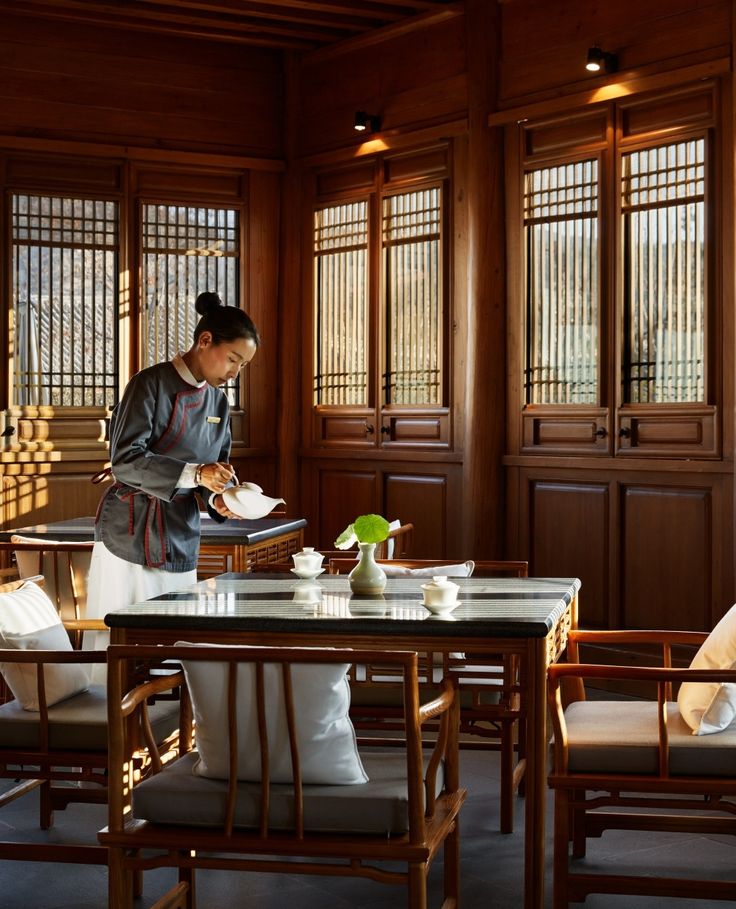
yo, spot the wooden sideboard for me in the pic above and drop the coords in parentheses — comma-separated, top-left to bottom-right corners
(0, 515, 307, 579)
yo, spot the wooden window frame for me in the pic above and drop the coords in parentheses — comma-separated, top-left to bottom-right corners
(508, 81, 721, 459)
(0, 151, 254, 458)
(308, 145, 452, 452)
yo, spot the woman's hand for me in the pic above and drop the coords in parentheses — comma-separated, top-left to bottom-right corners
(212, 494, 239, 519)
(197, 462, 236, 494)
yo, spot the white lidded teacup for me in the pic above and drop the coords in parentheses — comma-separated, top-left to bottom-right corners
(291, 547, 325, 578)
(420, 575, 460, 613)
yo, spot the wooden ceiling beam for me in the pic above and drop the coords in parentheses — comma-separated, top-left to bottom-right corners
(210, 0, 405, 24)
(1, 2, 319, 49)
(0, 0, 457, 49)
(135, 0, 374, 34)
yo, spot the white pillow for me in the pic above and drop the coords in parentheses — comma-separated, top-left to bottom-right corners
(0, 581, 89, 711)
(678, 603, 736, 734)
(382, 560, 475, 578)
(177, 642, 368, 785)
(385, 519, 402, 559)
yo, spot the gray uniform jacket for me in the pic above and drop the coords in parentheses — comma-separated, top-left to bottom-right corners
(95, 362, 231, 571)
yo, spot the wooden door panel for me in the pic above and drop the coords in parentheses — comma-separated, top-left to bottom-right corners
(313, 409, 378, 449)
(317, 468, 378, 550)
(384, 472, 448, 558)
(529, 480, 610, 628)
(621, 484, 711, 631)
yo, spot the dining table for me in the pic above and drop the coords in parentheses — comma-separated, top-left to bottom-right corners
(105, 571, 580, 909)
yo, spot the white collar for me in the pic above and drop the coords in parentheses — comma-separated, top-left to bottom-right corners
(171, 352, 206, 388)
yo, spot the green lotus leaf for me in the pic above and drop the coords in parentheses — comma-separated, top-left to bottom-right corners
(353, 514, 390, 544)
(334, 524, 357, 549)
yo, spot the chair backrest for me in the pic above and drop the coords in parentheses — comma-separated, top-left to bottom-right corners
(472, 560, 529, 578)
(375, 522, 414, 560)
(107, 644, 458, 840)
(11, 536, 94, 645)
(328, 557, 528, 577)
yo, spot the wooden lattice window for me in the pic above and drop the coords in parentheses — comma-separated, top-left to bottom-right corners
(383, 187, 442, 405)
(141, 203, 240, 400)
(524, 160, 599, 405)
(11, 193, 119, 407)
(313, 200, 369, 406)
(622, 137, 706, 403)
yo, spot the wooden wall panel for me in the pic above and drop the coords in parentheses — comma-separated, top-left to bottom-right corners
(529, 480, 610, 628)
(297, 17, 467, 156)
(621, 485, 711, 631)
(384, 472, 448, 558)
(0, 13, 283, 157)
(2, 472, 107, 527)
(498, 0, 730, 106)
(316, 468, 379, 549)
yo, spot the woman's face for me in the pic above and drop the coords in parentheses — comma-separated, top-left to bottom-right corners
(195, 332, 258, 387)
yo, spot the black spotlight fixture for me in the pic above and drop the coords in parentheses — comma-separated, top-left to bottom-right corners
(354, 110, 381, 133)
(585, 45, 617, 74)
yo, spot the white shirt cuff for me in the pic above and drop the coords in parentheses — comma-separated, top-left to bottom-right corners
(178, 463, 199, 488)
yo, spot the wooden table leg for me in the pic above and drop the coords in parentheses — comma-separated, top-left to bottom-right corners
(524, 635, 549, 909)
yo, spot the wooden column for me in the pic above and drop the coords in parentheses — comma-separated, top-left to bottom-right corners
(277, 51, 303, 513)
(462, 0, 506, 557)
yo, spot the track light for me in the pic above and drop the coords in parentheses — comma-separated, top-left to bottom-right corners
(585, 45, 617, 74)
(354, 111, 381, 133)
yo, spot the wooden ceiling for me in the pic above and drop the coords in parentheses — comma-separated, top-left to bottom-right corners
(6, 0, 459, 52)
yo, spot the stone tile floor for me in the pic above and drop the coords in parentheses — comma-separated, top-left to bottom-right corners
(1, 747, 735, 908)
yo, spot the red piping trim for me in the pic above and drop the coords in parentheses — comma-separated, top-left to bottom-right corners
(156, 386, 206, 455)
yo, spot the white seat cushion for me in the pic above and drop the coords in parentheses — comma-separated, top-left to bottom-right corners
(382, 561, 475, 578)
(133, 749, 442, 835)
(678, 603, 736, 734)
(178, 643, 368, 785)
(564, 700, 736, 775)
(0, 581, 89, 711)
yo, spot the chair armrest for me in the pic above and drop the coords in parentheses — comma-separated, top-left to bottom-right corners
(549, 663, 736, 685)
(120, 670, 186, 716)
(63, 618, 109, 633)
(418, 680, 455, 724)
(569, 629, 708, 647)
(418, 678, 460, 814)
(0, 649, 106, 664)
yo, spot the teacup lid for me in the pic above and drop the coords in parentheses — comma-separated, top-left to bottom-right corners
(293, 547, 323, 563)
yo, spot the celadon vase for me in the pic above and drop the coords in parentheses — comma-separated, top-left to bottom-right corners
(348, 542, 387, 596)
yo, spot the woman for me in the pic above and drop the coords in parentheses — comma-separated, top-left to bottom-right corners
(86, 291, 259, 628)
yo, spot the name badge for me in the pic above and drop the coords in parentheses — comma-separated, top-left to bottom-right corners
(207, 416, 221, 424)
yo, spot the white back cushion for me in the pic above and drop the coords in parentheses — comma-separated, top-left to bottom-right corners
(0, 581, 89, 711)
(385, 519, 402, 559)
(382, 560, 475, 578)
(178, 642, 368, 785)
(678, 603, 736, 734)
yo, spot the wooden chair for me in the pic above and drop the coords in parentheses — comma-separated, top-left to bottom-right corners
(328, 557, 529, 833)
(548, 628, 736, 906)
(102, 643, 464, 909)
(0, 576, 180, 869)
(376, 521, 414, 559)
(11, 535, 95, 648)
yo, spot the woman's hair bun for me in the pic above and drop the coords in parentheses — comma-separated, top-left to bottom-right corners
(195, 291, 223, 315)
